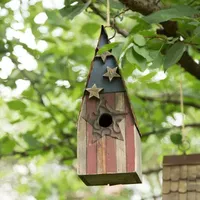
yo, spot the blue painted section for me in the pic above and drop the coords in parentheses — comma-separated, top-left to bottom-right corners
(87, 56, 125, 93)
(97, 26, 109, 49)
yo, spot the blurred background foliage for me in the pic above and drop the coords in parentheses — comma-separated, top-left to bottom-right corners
(0, 0, 200, 199)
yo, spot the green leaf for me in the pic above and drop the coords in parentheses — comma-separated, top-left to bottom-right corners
(133, 45, 151, 61)
(0, 137, 15, 154)
(143, 5, 200, 24)
(126, 47, 146, 71)
(60, 1, 91, 20)
(81, 23, 99, 37)
(133, 34, 146, 46)
(23, 134, 41, 148)
(194, 26, 200, 36)
(170, 133, 182, 145)
(7, 100, 26, 111)
(98, 42, 121, 54)
(163, 42, 186, 71)
(150, 52, 164, 69)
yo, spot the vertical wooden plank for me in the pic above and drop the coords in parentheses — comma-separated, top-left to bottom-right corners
(188, 165, 196, 180)
(77, 96, 87, 175)
(196, 192, 200, 200)
(134, 126, 142, 180)
(171, 181, 179, 192)
(104, 93, 117, 173)
(179, 180, 187, 193)
(179, 193, 187, 200)
(163, 166, 171, 181)
(196, 179, 200, 192)
(188, 192, 196, 200)
(180, 165, 187, 179)
(125, 96, 135, 172)
(115, 92, 126, 173)
(97, 137, 106, 174)
(86, 96, 97, 174)
(163, 181, 170, 194)
(170, 166, 180, 181)
(169, 192, 178, 200)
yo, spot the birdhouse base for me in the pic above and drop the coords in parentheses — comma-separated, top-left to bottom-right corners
(79, 172, 141, 186)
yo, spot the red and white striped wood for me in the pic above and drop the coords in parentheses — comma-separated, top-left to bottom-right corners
(77, 92, 142, 185)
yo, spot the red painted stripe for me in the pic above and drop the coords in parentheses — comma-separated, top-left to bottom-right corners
(125, 96, 135, 172)
(104, 93, 117, 173)
(86, 95, 97, 174)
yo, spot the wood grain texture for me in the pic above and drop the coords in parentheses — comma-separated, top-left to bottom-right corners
(179, 180, 187, 193)
(188, 191, 196, 200)
(104, 93, 117, 173)
(187, 180, 196, 191)
(77, 96, 87, 175)
(125, 96, 135, 172)
(180, 165, 187, 179)
(162, 155, 200, 199)
(170, 192, 178, 200)
(171, 181, 179, 192)
(97, 137, 106, 174)
(188, 165, 196, 180)
(86, 96, 97, 174)
(196, 179, 200, 192)
(115, 92, 126, 173)
(196, 192, 200, 200)
(163, 166, 171, 181)
(170, 166, 180, 181)
(134, 125, 142, 180)
(179, 193, 187, 200)
(196, 165, 200, 178)
(163, 181, 170, 194)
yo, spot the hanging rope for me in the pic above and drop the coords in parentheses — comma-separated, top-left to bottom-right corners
(107, 0, 110, 26)
(180, 72, 185, 138)
(179, 71, 190, 154)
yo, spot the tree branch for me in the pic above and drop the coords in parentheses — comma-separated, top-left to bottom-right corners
(137, 94, 200, 109)
(179, 51, 200, 80)
(142, 123, 200, 137)
(83, 0, 128, 37)
(143, 167, 162, 175)
(118, 0, 161, 15)
(118, 0, 200, 80)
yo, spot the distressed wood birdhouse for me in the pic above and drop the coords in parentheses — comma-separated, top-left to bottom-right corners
(163, 154, 200, 200)
(77, 26, 142, 186)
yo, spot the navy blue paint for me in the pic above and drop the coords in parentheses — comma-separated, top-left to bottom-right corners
(87, 25, 125, 93)
(97, 26, 110, 49)
(87, 56, 125, 93)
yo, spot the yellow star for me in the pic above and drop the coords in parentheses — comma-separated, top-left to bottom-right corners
(103, 67, 121, 82)
(96, 51, 112, 63)
(86, 84, 103, 99)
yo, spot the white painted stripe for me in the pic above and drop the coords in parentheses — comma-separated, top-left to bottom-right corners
(134, 125, 142, 181)
(116, 93, 126, 173)
(77, 97, 87, 175)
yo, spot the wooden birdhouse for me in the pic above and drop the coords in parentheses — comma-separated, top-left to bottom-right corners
(77, 26, 142, 186)
(163, 154, 200, 200)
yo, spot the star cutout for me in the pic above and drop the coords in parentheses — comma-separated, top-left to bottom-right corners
(96, 51, 112, 63)
(82, 97, 127, 142)
(86, 84, 103, 99)
(103, 66, 121, 82)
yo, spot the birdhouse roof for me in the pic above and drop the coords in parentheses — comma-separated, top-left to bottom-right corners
(162, 154, 200, 200)
(85, 25, 125, 93)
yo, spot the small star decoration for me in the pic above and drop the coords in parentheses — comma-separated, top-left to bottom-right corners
(96, 51, 112, 63)
(86, 84, 103, 99)
(103, 66, 121, 82)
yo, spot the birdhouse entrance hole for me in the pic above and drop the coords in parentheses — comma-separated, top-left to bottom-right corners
(99, 113, 113, 127)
